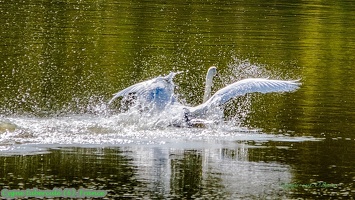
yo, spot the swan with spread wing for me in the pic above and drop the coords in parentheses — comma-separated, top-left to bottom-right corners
(108, 67, 301, 122)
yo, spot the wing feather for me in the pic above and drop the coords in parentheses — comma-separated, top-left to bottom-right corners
(108, 72, 179, 105)
(206, 78, 301, 107)
(190, 78, 301, 116)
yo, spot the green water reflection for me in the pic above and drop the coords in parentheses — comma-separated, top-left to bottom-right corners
(0, 142, 352, 199)
(1, 0, 354, 199)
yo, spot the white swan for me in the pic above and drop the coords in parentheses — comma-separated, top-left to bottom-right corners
(108, 67, 301, 120)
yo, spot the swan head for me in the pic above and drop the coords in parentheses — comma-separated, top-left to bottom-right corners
(206, 66, 218, 80)
(203, 66, 218, 103)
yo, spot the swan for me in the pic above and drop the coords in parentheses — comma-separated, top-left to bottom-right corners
(108, 67, 301, 122)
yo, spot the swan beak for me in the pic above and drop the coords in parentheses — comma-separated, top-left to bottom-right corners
(215, 71, 222, 81)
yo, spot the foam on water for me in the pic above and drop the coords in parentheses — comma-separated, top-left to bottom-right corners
(0, 109, 321, 156)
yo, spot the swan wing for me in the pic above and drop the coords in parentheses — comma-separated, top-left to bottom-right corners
(189, 78, 301, 116)
(206, 78, 301, 107)
(108, 72, 179, 105)
(108, 79, 154, 104)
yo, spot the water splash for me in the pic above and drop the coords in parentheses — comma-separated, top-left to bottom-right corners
(0, 57, 312, 155)
(0, 109, 321, 156)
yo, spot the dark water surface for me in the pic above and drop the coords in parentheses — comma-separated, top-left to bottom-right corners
(1, 0, 354, 199)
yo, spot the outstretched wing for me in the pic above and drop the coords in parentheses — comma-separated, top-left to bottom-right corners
(108, 72, 180, 105)
(108, 79, 154, 105)
(206, 78, 301, 107)
(190, 78, 301, 116)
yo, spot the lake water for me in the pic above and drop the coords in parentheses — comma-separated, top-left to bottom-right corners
(1, 0, 354, 199)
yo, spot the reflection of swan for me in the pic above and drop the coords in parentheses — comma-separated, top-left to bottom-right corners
(108, 67, 301, 119)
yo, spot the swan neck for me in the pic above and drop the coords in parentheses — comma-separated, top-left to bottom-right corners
(203, 73, 214, 103)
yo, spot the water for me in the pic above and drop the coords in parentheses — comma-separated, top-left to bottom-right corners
(1, 0, 355, 199)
